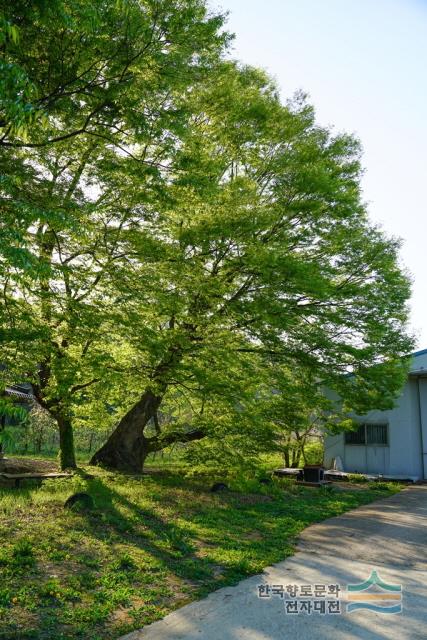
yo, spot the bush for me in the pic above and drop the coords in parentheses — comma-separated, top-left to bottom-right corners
(347, 473, 368, 484)
(302, 440, 324, 466)
(368, 481, 395, 491)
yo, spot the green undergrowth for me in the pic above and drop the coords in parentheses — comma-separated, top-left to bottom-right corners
(0, 466, 401, 640)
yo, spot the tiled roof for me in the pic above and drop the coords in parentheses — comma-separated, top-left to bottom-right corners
(4, 386, 34, 401)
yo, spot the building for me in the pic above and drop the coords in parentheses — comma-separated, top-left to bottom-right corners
(324, 349, 427, 481)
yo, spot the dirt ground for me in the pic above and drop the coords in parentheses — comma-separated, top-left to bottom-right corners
(0, 456, 58, 474)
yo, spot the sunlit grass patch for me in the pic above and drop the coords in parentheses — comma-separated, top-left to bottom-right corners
(0, 466, 401, 640)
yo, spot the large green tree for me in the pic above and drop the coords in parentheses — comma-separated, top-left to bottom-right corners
(90, 64, 413, 471)
(1, 4, 412, 472)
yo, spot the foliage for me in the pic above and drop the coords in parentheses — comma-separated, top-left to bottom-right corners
(0, 398, 27, 425)
(302, 440, 324, 466)
(0, 0, 230, 467)
(0, 426, 16, 454)
(367, 481, 397, 491)
(0, 465, 401, 639)
(1, 409, 111, 458)
(0, 0, 228, 146)
(25, 404, 56, 454)
(89, 61, 413, 469)
(0, 398, 28, 455)
(347, 473, 369, 484)
(0, 0, 414, 470)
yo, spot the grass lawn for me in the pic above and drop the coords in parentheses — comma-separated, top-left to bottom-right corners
(0, 464, 401, 640)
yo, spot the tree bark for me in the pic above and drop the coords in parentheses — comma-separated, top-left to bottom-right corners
(0, 414, 5, 458)
(90, 389, 162, 472)
(90, 388, 206, 473)
(57, 414, 77, 470)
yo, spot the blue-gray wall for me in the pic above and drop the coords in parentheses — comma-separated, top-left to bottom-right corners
(324, 351, 427, 480)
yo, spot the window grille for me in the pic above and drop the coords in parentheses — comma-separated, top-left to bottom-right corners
(345, 423, 388, 445)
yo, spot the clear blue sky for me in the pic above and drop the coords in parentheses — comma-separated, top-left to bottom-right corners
(211, 0, 427, 348)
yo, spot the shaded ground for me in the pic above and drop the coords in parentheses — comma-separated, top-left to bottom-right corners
(0, 465, 401, 640)
(122, 486, 427, 640)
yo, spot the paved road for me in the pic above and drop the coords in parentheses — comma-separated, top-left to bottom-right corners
(121, 486, 427, 640)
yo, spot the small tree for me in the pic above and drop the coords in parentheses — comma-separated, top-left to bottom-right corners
(26, 405, 56, 454)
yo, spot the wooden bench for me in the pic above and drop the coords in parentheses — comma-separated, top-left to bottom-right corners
(0, 472, 72, 488)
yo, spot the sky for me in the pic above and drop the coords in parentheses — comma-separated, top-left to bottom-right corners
(210, 0, 427, 348)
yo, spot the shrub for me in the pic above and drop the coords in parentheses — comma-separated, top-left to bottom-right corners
(347, 473, 368, 484)
(368, 481, 394, 491)
(303, 441, 324, 466)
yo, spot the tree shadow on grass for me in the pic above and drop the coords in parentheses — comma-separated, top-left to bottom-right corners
(76, 473, 226, 587)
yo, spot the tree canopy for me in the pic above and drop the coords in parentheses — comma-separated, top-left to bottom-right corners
(0, 1, 413, 471)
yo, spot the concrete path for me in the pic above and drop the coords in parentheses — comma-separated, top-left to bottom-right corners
(121, 486, 427, 640)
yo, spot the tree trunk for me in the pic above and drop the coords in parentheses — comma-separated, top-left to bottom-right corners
(90, 389, 161, 472)
(90, 388, 207, 473)
(0, 414, 5, 459)
(57, 415, 77, 470)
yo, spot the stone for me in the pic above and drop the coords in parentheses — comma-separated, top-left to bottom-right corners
(210, 482, 229, 493)
(64, 492, 94, 510)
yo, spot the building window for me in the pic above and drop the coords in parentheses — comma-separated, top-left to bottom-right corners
(344, 424, 366, 445)
(367, 424, 388, 445)
(345, 424, 388, 446)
